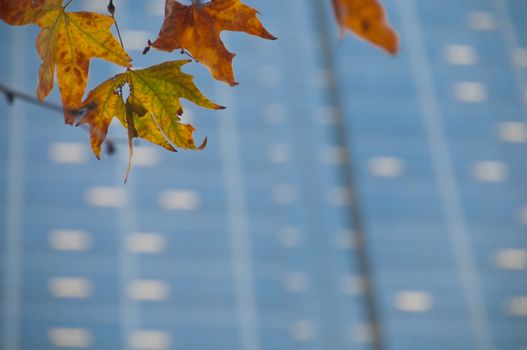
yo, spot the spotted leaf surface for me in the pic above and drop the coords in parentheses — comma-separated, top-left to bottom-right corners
(0, 0, 61, 25)
(36, 8, 132, 123)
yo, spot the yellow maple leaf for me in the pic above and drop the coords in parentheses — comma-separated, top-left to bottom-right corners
(78, 60, 223, 171)
(36, 8, 132, 123)
(1, 0, 132, 124)
(331, 0, 399, 54)
(76, 74, 127, 158)
(149, 0, 276, 86)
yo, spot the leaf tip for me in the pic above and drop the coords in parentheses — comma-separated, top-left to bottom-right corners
(266, 32, 278, 41)
(381, 34, 399, 55)
(197, 136, 207, 150)
(387, 38, 399, 55)
(143, 40, 152, 55)
(107, 0, 115, 15)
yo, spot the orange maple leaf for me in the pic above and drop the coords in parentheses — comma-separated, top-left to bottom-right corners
(331, 0, 398, 54)
(150, 0, 276, 86)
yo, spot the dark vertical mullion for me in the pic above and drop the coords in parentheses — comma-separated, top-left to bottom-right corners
(310, 1, 385, 349)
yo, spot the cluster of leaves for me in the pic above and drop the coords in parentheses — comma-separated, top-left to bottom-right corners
(0, 0, 397, 179)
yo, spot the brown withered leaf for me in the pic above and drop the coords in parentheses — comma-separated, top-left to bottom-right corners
(150, 0, 276, 86)
(331, 0, 398, 54)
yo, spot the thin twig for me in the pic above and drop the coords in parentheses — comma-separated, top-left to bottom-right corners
(63, 0, 74, 8)
(108, 0, 125, 49)
(0, 82, 127, 151)
(0, 82, 81, 115)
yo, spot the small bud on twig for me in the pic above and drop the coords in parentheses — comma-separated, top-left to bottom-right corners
(107, 0, 115, 15)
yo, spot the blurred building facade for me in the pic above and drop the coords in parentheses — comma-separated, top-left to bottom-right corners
(1, 0, 527, 349)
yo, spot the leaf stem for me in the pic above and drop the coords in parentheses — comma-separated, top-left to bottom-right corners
(63, 0, 74, 8)
(108, 0, 125, 50)
(113, 20, 125, 49)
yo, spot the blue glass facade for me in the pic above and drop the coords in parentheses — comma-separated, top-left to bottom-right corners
(1, 0, 526, 349)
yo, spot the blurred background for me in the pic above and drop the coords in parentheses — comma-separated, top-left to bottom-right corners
(1, 0, 527, 349)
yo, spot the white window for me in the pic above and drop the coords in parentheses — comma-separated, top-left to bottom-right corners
(48, 328, 92, 348)
(48, 278, 92, 299)
(394, 291, 433, 312)
(290, 320, 317, 342)
(268, 143, 292, 164)
(129, 330, 171, 350)
(283, 272, 309, 293)
(496, 249, 527, 270)
(508, 297, 527, 316)
(130, 147, 161, 167)
(277, 227, 303, 248)
(128, 280, 169, 301)
(49, 142, 88, 164)
(85, 187, 128, 207)
(368, 157, 404, 177)
(513, 48, 527, 68)
(469, 12, 497, 31)
(158, 190, 200, 210)
(272, 184, 297, 205)
(499, 122, 527, 143)
(473, 161, 508, 183)
(444, 45, 478, 65)
(453, 82, 487, 102)
(49, 229, 91, 251)
(127, 233, 166, 254)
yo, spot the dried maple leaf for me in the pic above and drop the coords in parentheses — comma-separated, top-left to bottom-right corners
(0, 0, 61, 25)
(1, 0, 132, 124)
(331, 0, 398, 54)
(78, 60, 223, 175)
(36, 8, 132, 123)
(150, 0, 276, 86)
(77, 74, 127, 158)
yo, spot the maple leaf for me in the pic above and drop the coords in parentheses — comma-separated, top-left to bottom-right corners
(331, 0, 398, 54)
(0, 0, 61, 25)
(76, 74, 127, 158)
(1, 0, 132, 124)
(36, 8, 132, 123)
(78, 60, 223, 173)
(149, 0, 276, 86)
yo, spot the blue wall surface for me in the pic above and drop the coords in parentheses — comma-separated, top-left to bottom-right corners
(1, 0, 527, 349)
